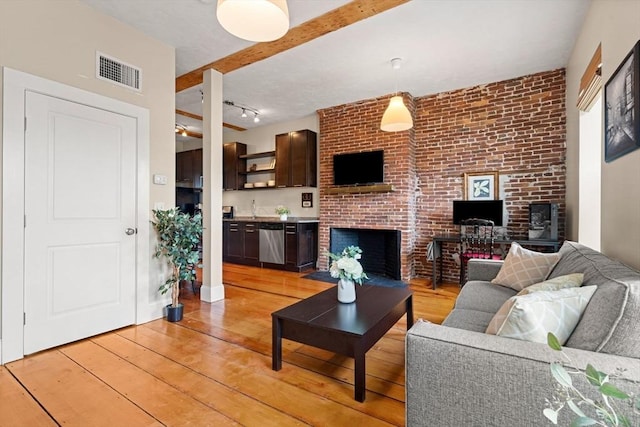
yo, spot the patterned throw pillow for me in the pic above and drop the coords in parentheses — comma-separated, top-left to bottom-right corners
(485, 286, 597, 344)
(491, 242, 561, 291)
(516, 273, 584, 296)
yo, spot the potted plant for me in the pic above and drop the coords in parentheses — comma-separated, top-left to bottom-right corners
(275, 205, 290, 221)
(151, 207, 203, 322)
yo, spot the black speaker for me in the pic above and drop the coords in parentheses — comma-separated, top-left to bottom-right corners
(528, 203, 558, 240)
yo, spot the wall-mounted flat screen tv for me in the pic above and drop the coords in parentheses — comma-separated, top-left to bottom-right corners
(453, 200, 504, 226)
(333, 150, 384, 186)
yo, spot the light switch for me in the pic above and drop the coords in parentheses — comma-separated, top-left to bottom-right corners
(153, 174, 168, 185)
(154, 202, 165, 210)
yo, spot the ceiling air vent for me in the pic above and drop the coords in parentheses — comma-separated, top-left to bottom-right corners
(96, 52, 142, 91)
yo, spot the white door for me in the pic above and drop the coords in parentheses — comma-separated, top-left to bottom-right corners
(23, 91, 137, 355)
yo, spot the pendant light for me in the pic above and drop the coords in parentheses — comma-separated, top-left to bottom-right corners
(217, 0, 289, 42)
(380, 58, 413, 132)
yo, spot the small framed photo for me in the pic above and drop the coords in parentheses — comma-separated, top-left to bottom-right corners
(463, 171, 499, 200)
(604, 39, 640, 162)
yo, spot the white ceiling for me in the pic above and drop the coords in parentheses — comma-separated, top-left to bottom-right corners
(80, 0, 590, 135)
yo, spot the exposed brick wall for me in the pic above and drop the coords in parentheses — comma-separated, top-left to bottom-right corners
(317, 94, 416, 281)
(318, 69, 566, 283)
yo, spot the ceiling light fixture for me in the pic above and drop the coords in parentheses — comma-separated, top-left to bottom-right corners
(216, 0, 289, 42)
(175, 124, 189, 137)
(223, 100, 262, 123)
(380, 58, 413, 132)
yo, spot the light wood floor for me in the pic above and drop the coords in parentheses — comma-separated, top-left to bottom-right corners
(0, 264, 459, 427)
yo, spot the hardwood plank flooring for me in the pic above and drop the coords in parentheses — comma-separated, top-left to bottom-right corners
(2, 264, 459, 426)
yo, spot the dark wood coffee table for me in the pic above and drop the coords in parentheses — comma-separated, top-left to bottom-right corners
(271, 284, 413, 402)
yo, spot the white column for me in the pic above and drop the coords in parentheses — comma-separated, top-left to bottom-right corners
(200, 69, 225, 302)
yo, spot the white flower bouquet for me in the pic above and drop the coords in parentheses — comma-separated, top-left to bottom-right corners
(326, 245, 369, 285)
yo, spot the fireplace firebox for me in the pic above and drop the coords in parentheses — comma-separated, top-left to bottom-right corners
(330, 228, 401, 280)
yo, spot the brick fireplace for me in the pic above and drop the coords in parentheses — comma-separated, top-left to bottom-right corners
(317, 93, 417, 281)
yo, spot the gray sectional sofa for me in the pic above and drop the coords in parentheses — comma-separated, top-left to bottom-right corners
(406, 241, 640, 426)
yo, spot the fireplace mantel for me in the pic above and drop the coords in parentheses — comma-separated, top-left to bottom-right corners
(325, 184, 393, 195)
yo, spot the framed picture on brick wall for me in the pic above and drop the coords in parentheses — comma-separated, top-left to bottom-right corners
(604, 39, 640, 163)
(463, 171, 499, 200)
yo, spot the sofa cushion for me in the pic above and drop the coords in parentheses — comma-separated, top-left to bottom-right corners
(486, 286, 597, 344)
(516, 273, 584, 296)
(454, 280, 517, 313)
(549, 241, 640, 358)
(442, 308, 495, 333)
(491, 242, 561, 291)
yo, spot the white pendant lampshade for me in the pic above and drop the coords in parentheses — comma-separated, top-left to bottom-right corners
(380, 95, 413, 132)
(217, 0, 289, 42)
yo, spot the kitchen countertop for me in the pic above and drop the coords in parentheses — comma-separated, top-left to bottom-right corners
(223, 217, 319, 223)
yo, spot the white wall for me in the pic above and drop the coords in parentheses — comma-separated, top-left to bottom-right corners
(565, 0, 640, 268)
(172, 114, 320, 217)
(174, 114, 319, 218)
(578, 96, 602, 250)
(176, 137, 204, 152)
(0, 0, 176, 328)
(223, 114, 319, 218)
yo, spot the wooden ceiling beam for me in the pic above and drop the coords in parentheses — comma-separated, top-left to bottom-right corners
(175, 109, 203, 121)
(176, 109, 246, 132)
(175, 0, 411, 93)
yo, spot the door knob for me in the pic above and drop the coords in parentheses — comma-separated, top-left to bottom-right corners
(125, 228, 136, 235)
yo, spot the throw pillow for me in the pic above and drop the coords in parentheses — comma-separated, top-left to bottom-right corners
(516, 273, 584, 296)
(485, 286, 597, 344)
(491, 242, 561, 291)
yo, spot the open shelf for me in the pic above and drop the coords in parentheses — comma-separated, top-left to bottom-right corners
(239, 150, 275, 160)
(239, 168, 276, 175)
(325, 184, 394, 194)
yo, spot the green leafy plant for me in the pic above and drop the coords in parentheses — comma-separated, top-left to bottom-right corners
(544, 332, 639, 426)
(326, 245, 369, 285)
(275, 205, 290, 215)
(151, 208, 203, 308)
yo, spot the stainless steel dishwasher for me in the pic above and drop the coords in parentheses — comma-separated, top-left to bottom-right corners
(259, 222, 285, 264)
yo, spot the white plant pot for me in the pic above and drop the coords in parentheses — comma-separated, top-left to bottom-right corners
(279, 214, 288, 221)
(337, 278, 356, 303)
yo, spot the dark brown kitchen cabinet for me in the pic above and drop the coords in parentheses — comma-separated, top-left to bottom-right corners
(275, 129, 317, 188)
(223, 221, 243, 263)
(224, 220, 317, 272)
(192, 149, 203, 188)
(176, 149, 202, 188)
(223, 142, 247, 190)
(223, 221, 260, 266)
(285, 222, 318, 271)
(243, 222, 260, 263)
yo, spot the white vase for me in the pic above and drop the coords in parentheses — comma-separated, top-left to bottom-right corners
(279, 213, 288, 221)
(337, 278, 356, 303)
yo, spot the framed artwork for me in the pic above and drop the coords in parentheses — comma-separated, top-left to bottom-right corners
(604, 39, 640, 162)
(463, 171, 499, 200)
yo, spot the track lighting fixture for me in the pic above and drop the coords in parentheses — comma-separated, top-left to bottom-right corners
(223, 100, 262, 123)
(175, 124, 188, 137)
